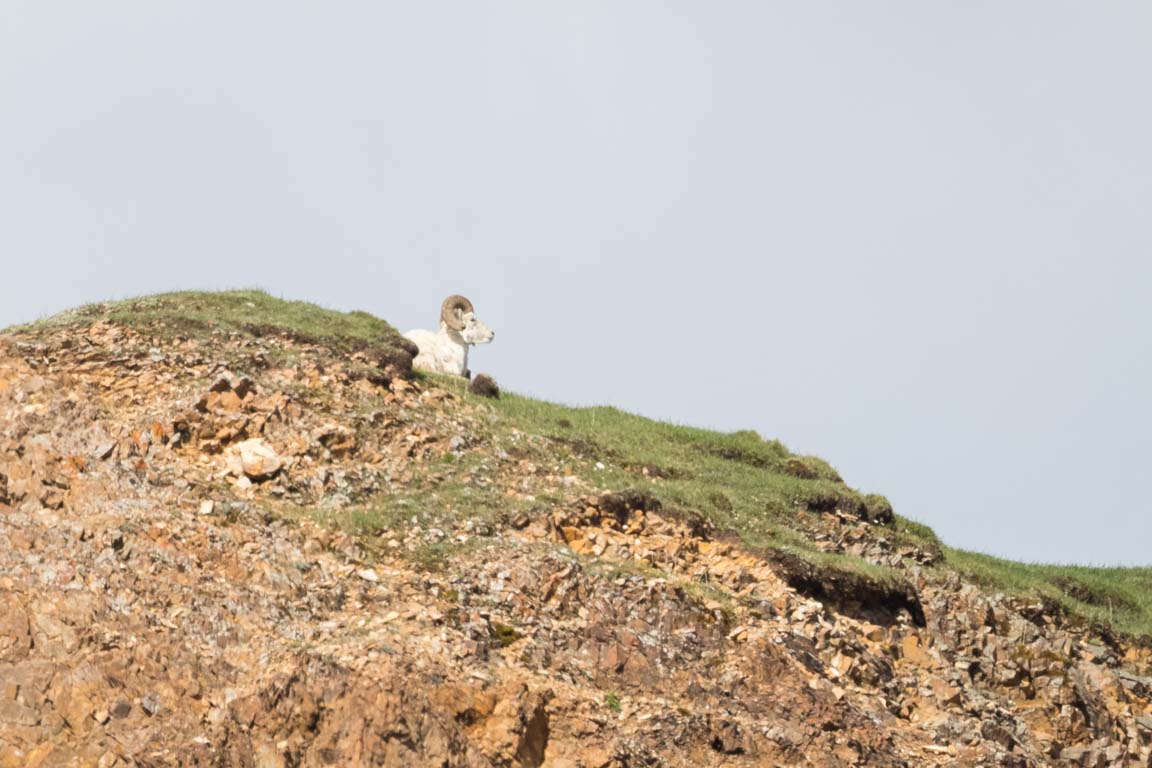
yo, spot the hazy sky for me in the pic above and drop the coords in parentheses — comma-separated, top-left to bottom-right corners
(2, 3, 1149, 564)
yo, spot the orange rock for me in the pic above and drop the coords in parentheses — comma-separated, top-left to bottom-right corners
(214, 390, 244, 413)
(900, 634, 934, 667)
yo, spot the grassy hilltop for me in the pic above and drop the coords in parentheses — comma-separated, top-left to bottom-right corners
(15, 290, 1152, 638)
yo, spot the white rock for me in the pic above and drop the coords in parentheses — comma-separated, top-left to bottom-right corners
(225, 438, 284, 480)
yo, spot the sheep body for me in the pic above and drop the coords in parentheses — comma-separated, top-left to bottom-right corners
(403, 327, 470, 376)
(403, 296, 494, 377)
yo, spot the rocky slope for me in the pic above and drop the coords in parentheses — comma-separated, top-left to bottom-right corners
(1, 303, 1150, 767)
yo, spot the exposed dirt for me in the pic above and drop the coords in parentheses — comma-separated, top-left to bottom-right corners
(764, 550, 925, 628)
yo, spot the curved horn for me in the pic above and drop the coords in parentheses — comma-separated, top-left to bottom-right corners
(440, 295, 474, 331)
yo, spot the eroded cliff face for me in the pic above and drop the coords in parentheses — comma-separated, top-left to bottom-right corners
(0, 321, 1150, 768)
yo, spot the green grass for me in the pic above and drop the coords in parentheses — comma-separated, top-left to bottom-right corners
(12, 289, 406, 353)
(485, 390, 859, 529)
(442, 378, 1152, 637)
(435, 380, 933, 573)
(404, 377, 936, 618)
(945, 548, 1152, 637)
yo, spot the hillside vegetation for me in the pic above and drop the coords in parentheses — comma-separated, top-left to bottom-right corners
(4, 290, 1151, 767)
(17, 290, 1152, 638)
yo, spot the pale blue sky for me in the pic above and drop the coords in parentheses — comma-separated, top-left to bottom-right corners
(2, 2, 1149, 564)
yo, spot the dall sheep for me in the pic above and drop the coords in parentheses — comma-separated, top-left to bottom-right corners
(403, 295, 494, 378)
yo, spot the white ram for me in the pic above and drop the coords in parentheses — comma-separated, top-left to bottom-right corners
(403, 295, 495, 378)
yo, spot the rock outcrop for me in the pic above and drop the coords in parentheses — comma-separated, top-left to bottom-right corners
(0, 318, 1149, 767)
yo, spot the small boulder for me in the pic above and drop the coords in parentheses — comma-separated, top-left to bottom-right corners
(225, 438, 284, 481)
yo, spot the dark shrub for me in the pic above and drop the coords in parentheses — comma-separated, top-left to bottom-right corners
(469, 373, 500, 399)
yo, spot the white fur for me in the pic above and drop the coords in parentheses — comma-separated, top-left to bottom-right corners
(404, 312, 494, 377)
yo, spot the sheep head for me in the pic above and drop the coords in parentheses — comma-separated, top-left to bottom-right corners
(440, 295, 494, 345)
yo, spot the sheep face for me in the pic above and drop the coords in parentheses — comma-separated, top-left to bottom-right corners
(458, 313, 495, 345)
